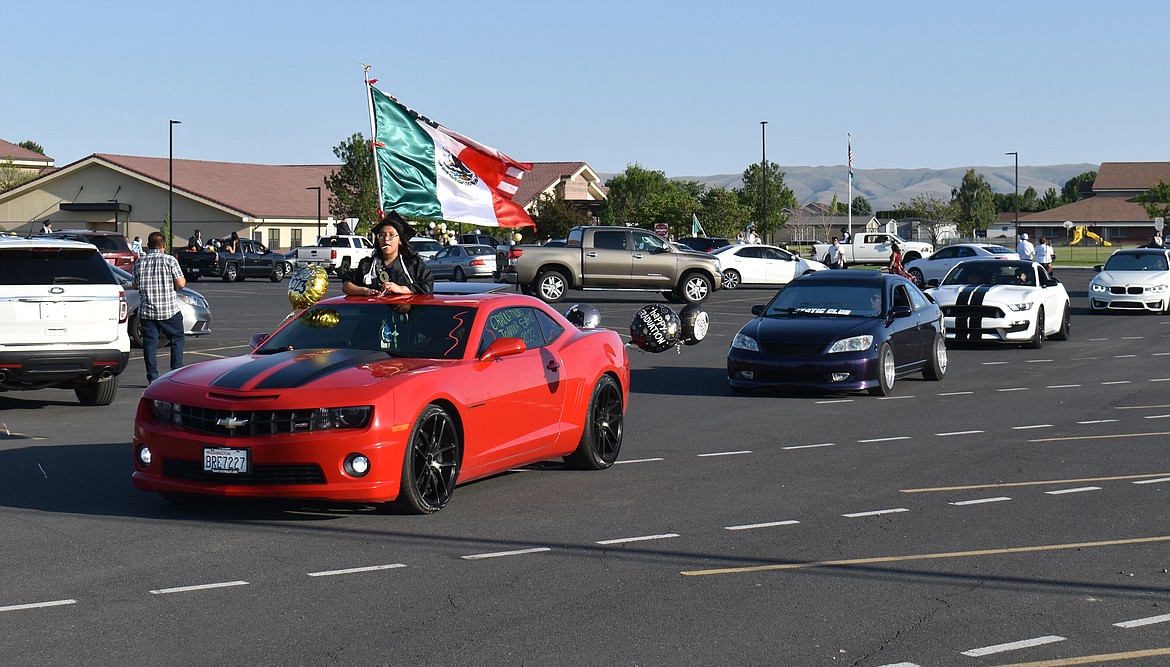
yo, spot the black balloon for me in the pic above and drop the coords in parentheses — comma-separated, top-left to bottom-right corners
(563, 303, 602, 329)
(629, 304, 681, 353)
(679, 304, 710, 346)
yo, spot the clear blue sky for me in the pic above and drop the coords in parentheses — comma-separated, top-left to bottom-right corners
(8, 0, 1166, 177)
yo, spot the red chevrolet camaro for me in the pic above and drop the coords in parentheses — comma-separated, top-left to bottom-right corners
(132, 290, 630, 514)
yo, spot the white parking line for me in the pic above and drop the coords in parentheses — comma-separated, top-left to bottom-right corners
(1154, 352, 1170, 356)
(859, 436, 910, 443)
(1115, 613, 1170, 628)
(950, 497, 1012, 506)
(877, 395, 914, 400)
(997, 387, 1028, 392)
(307, 564, 406, 577)
(1025, 359, 1053, 363)
(782, 443, 835, 450)
(1101, 380, 1132, 385)
(149, 581, 249, 595)
(698, 450, 752, 457)
(615, 458, 664, 465)
(462, 548, 551, 560)
(815, 399, 854, 404)
(1047, 384, 1081, 388)
(1077, 419, 1119, 424)
(936, 430, 984, 436)
(842, 508, 909, 518)
(0, 599, 77, 613)
(597, 533, 680, 545)
(1133, 477, 1170, 485)
(1089, 338, 1109, 341)
(1151, 378, 1170, 382)
(961, 635, 1065, 657)
(1144, 414, 1170, 420)
(1123, 336, 1145, 340)
(876, 663, 921, 667)
(938, 391, 974, 396)
(1012, 424, 1053, 430)
(724, 520, 800, 531)
(1045, 486, 1102, 495)
(1115, 354, 1139, 358)
(982, 361, 1010, 365)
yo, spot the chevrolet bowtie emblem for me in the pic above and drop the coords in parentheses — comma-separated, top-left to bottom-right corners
(216, 415, 250, 430)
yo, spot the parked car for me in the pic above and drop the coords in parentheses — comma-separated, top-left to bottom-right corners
(1089, 247, 1170, 314)
(279, 249, 301, 275)
(426, 244, 497, 281)
(176, 238, 286, 282)
(904, 243, 1018, 287)
(677, 237, 732, 253)
(41, 229, 138, 270)
(712, 243, 827, 288)
(812, 232, 933, 266)
(924, 260, 1070, 347)
(0, 236, 129, 405)
(109, 266, 212, 348)
(409, 236, 443, 260)
(726, 270, 946, 396)
(459, 233, 501, 247)
(131, 290, 630, 513)
(296, 235, 375, 274)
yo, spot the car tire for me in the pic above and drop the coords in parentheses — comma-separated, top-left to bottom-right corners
(564, 374, 624, 470)
(392, 404, 461, 514)
(75, 375, 118, 406)
(922, 333, 947, 381)
(904, 252, 921, 263)
(1051, 303, 1071, 341)
(453, 266, 466, 282)
(722, 269, 741, 289)
(679, 272, 713, 304)
(269, 263, 285, 282)
(908, 267, 925, 287)
(534, 269, 569, 303)
(129, 314, 144, 348)
(662, 291, 685, 304)
(1028, 308, 1045, 349)
(868, 343, 896, 396)
(222, 263, 239, 283)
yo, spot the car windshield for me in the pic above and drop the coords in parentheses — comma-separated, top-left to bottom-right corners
(765, 283, 883, 318)
(0, 247, 116, 285)
(256, 303, 475, 360)
(1104, 253, 1168, 272)
(943, 262, 1033, 286)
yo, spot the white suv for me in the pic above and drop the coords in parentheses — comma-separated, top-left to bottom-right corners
(0, 237, 130, 405)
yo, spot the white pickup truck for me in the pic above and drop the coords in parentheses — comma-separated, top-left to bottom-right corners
(295, 235, 374, 274)
(812, 232, 933, 266)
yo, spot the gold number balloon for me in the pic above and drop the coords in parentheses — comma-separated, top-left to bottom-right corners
(287, 265, 329, 311)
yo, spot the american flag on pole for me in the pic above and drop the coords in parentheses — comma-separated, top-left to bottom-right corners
(848, 134, 854, 181)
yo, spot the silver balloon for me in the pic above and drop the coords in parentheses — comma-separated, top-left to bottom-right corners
(679, 304, 710, 346)
(563, 303, 602, 329)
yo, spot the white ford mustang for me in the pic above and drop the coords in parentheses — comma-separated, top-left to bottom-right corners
(926, 259, 1071, 348)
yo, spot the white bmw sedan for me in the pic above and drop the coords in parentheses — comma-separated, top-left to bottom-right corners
(925, 259, 1070, 348)
(905, 243, 1017, 287)
(712, 244, 828, 289)
(1089, 248, 1170, 314)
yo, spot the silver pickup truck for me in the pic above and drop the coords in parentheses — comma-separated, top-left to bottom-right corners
(499, 226, 723, 304)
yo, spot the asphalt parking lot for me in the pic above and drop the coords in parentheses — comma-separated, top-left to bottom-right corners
(3, 268, 1170, 665)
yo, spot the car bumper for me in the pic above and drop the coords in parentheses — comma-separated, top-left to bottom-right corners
(726, 347, 881, 392)
(183, 304, 213, 337)
(943, 315, 1032, 342)
(1089, 294, 1166, 312)
(0, 348, 129, 388)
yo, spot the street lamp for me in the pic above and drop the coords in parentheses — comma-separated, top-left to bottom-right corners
(1005, 151, 1018, 242)
(169, 119, 181, 252)
(760, 121, 768, 241)
(306, 186, 322, 240)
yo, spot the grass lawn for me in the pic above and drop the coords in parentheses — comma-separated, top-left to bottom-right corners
(1052, 243, 1130, 267)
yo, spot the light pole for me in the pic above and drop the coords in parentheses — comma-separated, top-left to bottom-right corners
(306, 186, 322, 241)
(760, 121, 768, 241)
(169, 119, 181, 252)
(1005, 151, 1018, 242)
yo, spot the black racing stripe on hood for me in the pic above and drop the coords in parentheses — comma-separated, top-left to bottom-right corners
(957, 286, 977, 306)
(254, 349, 388, 389)
(970, 284, 993, 306)
(211, 353, 298, 389)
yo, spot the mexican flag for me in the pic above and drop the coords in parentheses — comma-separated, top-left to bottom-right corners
(369, 85, 534, 228)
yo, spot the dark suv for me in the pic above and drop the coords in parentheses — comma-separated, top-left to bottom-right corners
(43, 229, 138, 269)
(677, 237, 731, 253)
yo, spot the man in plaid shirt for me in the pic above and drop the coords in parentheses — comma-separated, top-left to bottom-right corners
(133, 231, 187, 383)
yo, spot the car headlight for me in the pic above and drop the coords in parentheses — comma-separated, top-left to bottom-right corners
(828, 335, 873, 353)
(731, 332, 760, 352)
(1090, 283, 1107, 292)
(149, 400, 183, 425)
(304, 406, 372, 431)
(1148, 284, 1168, 293)
(178, 293, 209, 308)
(1007, 302, 1034, 312)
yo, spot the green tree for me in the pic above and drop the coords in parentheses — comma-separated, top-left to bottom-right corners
(698, 187, 752, 239)
(892, 195, 958, 245)
(1136, 180, 1170, 222)
(600, 164, 703, 237)
(951, 169, 996, 234)
(18, 140, 45, 155)
(530, 193, 592, 241)
(1038, 188, 1062, 210)
(1061, 170, 1097, 203)
(851, 195, 872, 216)
(735, 161, 797, 239)
(828, 193, 841, 216)
(0, 158, 36, 191)
(324, 133, 379, 236)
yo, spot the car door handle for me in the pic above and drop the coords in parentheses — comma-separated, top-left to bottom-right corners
(585, 251, 598, 258)
(633, 253, 644, 259)
(546, 360, 560, 372)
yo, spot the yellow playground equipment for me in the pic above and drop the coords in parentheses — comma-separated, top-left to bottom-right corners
(1069, 226, 1112, 246)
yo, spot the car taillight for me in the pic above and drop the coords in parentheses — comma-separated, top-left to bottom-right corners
(508, 249, 523, 260)
(331, 249, 338, 260)
(470, 259, 485, 266)
(118, 289, 129, 323)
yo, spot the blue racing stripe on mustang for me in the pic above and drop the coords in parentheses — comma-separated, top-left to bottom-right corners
(253, 349, 387, 389)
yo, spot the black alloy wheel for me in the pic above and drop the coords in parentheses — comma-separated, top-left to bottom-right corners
(393, 404, 461, 514)
(564, 374, 624, 470)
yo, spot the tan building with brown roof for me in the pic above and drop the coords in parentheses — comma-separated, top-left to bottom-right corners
(0, 153, 337, 250)
(0, 139, 55, 175)
(1019, 162, 1170, 244)
(514, 161, 607, 220)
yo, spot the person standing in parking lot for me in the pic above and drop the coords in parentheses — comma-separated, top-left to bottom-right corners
(828, 237, 846, 269)
(1016, 233, 1035, 262)
(1035, 236, 1053, 274)
(133, 231, 186, 384)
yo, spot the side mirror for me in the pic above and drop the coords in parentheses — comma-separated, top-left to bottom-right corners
(888, 305, 913, 321)
(927, 279, 940, 287)
(480, 337, 526, 362)
(249, 333, 270, 349)
(1044, 278, 1060, 287)
(751, 304, 765, 316)
(1093, 264, 1103, 272)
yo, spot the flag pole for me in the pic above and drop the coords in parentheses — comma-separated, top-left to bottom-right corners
(360, 63, 384, 221)
(847, 132, 853, 241)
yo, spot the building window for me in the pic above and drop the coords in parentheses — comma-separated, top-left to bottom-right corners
(252, 230, 262, 243)
(268, 228, 281, 250)
(291, 229, 302, 249)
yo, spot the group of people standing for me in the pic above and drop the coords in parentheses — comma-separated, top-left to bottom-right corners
(1016, 233, 1056, 274)
(735, 229, 763, 245)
